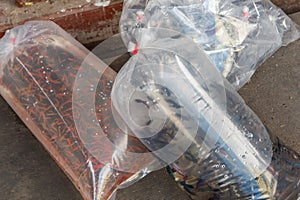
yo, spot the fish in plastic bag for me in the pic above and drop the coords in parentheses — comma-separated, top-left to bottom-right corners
(111, 29, 300, 199)
(0, 21, 165, 200)
(120, 0, 300, 89)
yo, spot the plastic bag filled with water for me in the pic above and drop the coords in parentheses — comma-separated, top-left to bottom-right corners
(120, 0, 299, 89)
(111, 29, 300, 199)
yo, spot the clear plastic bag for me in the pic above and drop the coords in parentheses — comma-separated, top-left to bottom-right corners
(0, 21, 164, 200)
(111, 29, 300, 199)
(120, 0, 300, 89)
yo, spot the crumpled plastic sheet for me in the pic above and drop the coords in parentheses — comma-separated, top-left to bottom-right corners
(120, 0, 300, 89)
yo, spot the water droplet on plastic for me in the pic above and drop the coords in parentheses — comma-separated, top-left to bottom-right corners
(245, 132, 253, 138)
(264, 147, 271, 151)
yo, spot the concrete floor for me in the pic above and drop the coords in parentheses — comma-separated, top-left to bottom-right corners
(0, 13, 300, 200)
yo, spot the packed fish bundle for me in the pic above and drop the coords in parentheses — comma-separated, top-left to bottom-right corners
(0, 21, 162, 200)
(111, 29, 300, 199)
(120, 0, 299, 89)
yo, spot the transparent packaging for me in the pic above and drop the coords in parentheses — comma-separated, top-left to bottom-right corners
(167, 135, 300, 200)
(111, 29, 300, 199)
(0, 21, 164, 200)
(120, 0, 300, 89)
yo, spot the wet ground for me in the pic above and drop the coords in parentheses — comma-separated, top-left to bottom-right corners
(0, 12, 299, 200)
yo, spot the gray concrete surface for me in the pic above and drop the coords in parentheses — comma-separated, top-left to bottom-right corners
(0, 13, 300, 200)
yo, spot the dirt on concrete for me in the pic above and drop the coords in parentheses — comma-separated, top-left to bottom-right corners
(272, 0, 300, 14)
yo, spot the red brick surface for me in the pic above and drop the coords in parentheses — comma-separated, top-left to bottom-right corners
(0, 1, 123, 44)
(43, 2, 123, 43)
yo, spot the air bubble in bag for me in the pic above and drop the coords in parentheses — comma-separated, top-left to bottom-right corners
(0, 21, 166, 200)
(120, 0, 300, 89)
(111, 29, 300, 199)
